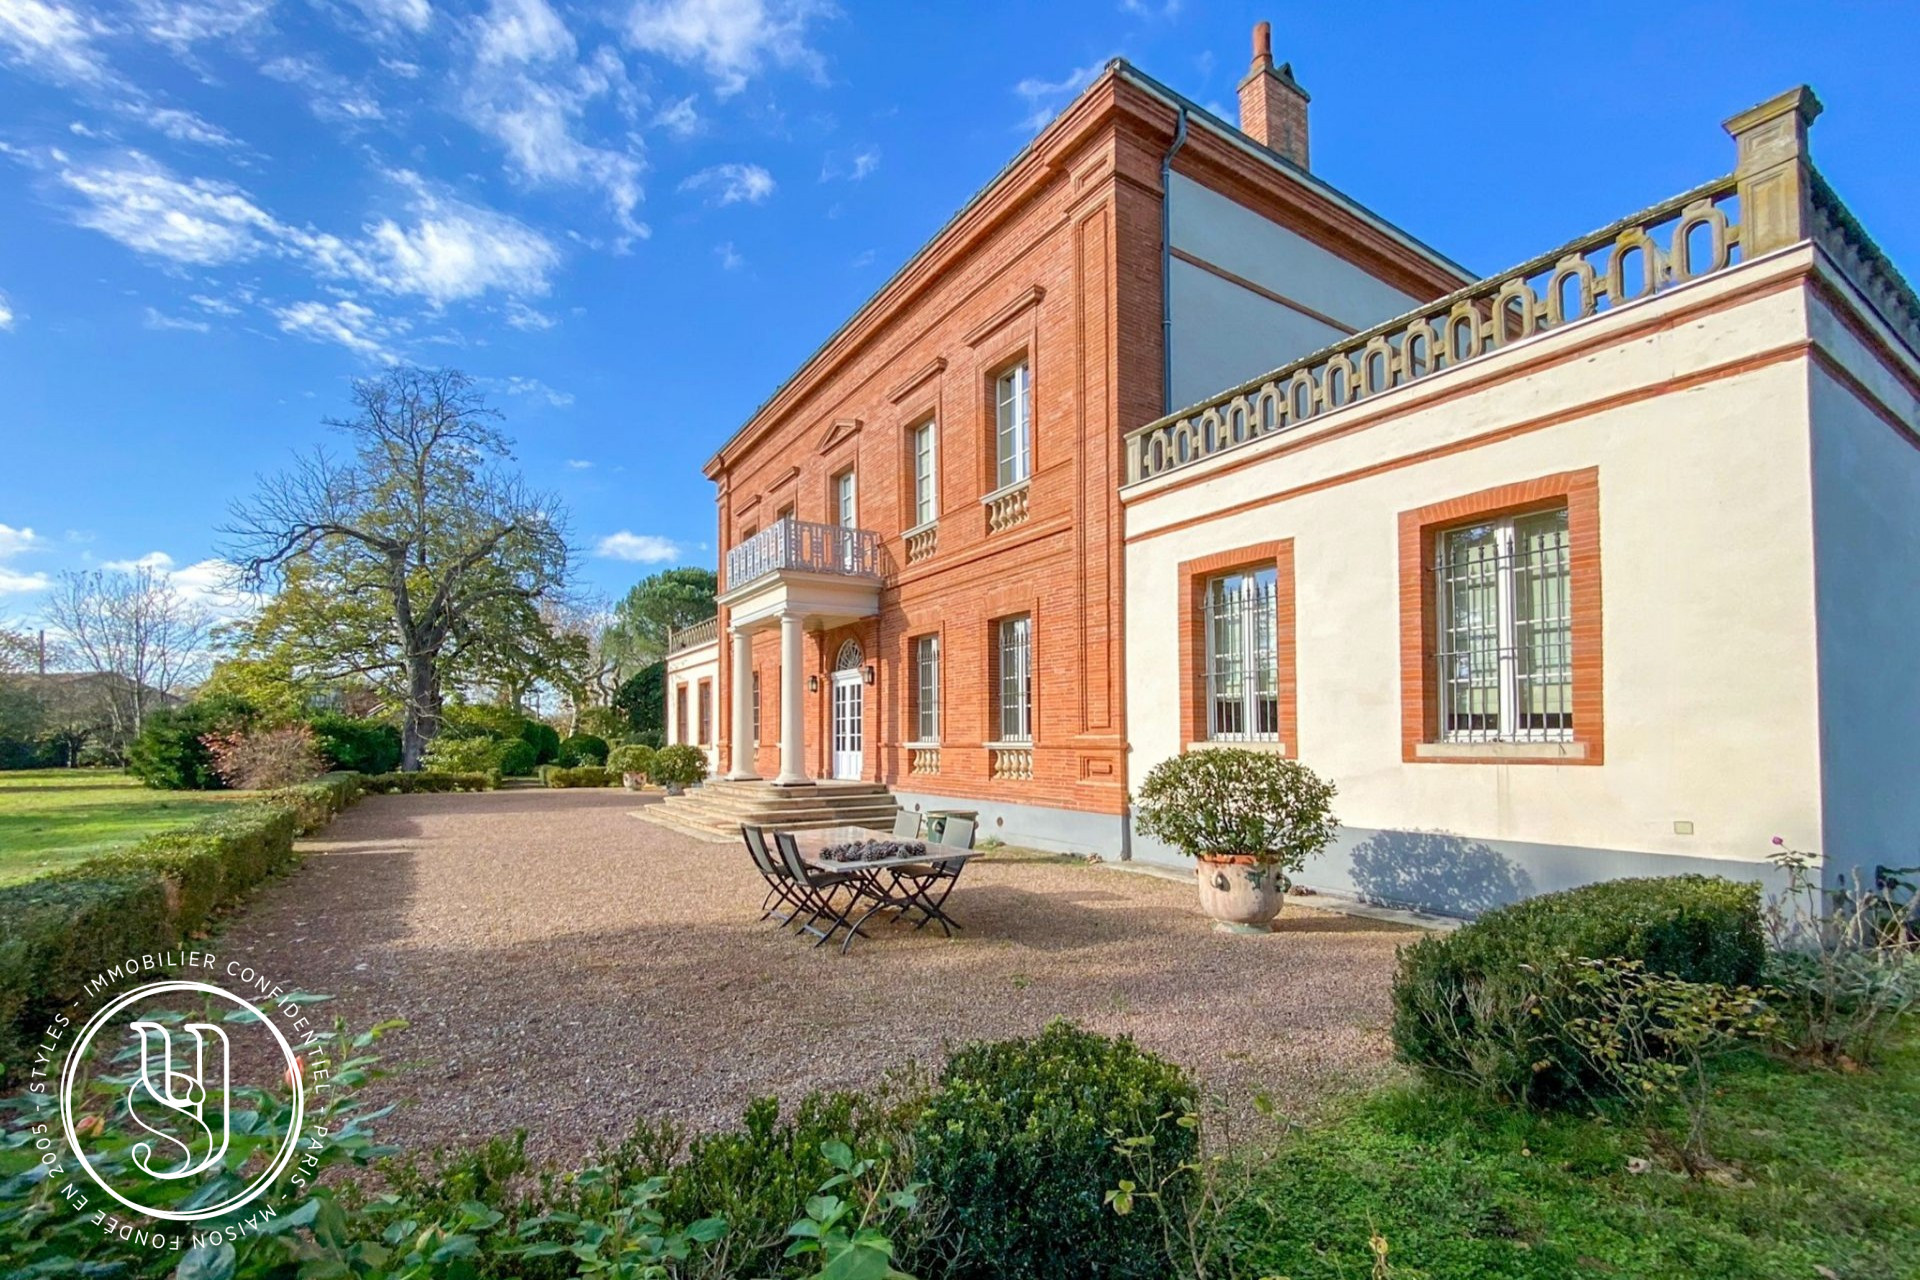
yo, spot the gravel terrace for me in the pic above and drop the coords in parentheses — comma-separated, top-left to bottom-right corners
(221, 788, 1417, 1162)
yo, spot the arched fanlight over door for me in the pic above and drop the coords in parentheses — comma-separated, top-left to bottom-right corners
(835, 640, 864, 671)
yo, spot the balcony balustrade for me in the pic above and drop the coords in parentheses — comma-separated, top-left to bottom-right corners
(725, 517, 885, 592)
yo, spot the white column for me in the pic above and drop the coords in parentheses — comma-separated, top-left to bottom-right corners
(775, 612, 811, 786)
(727, 628, 758, 780)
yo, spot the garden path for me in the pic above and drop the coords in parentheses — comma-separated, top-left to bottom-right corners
(221, 788, 1414, 1160)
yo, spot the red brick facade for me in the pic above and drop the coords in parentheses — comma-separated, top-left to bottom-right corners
(706, 68, 1460, 817)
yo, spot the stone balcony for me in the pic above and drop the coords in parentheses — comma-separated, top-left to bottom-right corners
(718, 516, 886, 633)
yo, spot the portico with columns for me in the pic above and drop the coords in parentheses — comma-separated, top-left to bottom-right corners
(715, 517, 885, 787)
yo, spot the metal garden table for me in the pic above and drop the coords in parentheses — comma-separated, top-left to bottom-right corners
(788, 824, 985, 952)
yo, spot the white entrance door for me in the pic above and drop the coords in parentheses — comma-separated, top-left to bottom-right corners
(830, 670, 863, 779)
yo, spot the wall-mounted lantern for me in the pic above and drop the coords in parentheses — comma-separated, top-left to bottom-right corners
(863, 664, 877, 686)
(808, 674, 820, 694)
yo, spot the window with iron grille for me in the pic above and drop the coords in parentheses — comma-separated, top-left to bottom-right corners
(995, 614, 1032, 742)
(1204, 567, 1280, 742)
(698, 681, 712, 745)
(995, 362, 1031, 490)
(750, 671, 760, 746)
(913, 634, 940, 742)
(1434, 507, 1573, 742)
(675, 685, 688, 745)
(912, 421, 938, 526)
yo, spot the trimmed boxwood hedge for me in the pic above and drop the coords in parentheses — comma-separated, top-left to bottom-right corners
(0, 796, 337, 1085)
(544, 765, 619, 788)
(266, 771, 365, 834)
(359, 771, 496, 794)
(1390, 874, 1766, 1106)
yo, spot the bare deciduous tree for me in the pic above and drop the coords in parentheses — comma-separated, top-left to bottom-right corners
(224, 367, 571, 770)
(43, 565, 213, 744)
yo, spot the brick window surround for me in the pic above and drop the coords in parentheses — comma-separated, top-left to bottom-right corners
(1398, 468, 1603, 765)
(1176, 539, 1297, 756)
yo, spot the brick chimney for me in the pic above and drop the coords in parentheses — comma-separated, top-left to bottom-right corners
(1237, 20, 1309, 169)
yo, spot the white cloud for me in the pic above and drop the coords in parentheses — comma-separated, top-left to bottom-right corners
(820, 144, 877, 182)
(1013, 58, 1110, 131)
(504, 299, 556, 330)
(272, 299, 406, 362)
(189, 292, 240, 315)
(595, 531, 681, 562)
(0, 0, 110, 86)
(360, 170, 560, 305)
(346, 0, 431, 35)
(652, 93, 699, 137)
(0, 290, 13, 331)
(0, 524, 48, 594)
(462, 0, 647, 240)
(143, 305, 212, 332)
(259, 54, 387, 123)
(626, 0, 832, 97)
(501, 374, 572, 406)
(679, 161, 773, 206)
(54, 152, 559, 307)
(101, 550, 256, 618)
(564, 458, 592, 469)
(142, 105, 240, 147)
(131, 0, 273, 50)
(714, 240, 742, 270)
(0, 524, 43, 559)
(58, 152, 283, 265)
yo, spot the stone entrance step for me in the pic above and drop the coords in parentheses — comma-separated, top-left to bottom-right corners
(631, 778, 903, 843)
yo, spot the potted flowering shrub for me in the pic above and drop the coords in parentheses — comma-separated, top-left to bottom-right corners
(1132, 748, 1339, 932)
(607, 743, 656, 791)
(650, 743, 710, 796)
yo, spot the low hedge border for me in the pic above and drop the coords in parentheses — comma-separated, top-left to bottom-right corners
(359, 771, 496, 794)
(543, 765, 619, 788)
(0, 780, 369, 1085)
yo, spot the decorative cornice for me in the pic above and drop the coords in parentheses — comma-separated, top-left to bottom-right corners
(963, 285, 1047, 348)
(886, 357, 948, 404)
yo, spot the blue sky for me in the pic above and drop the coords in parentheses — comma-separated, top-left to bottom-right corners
(0, 0, 1914, 620)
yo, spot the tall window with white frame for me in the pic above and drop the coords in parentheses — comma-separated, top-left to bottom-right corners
(994, 362, 1031, 490)
(913, 634, 940, 742)
(750, 671, 761, 746)
(995, 614, 1032, 743)
(912, 421, 938, 527)
(1204, 566, 1279, 742)
(835, 469, 857, 529)
(1434, 506, 1572, 743)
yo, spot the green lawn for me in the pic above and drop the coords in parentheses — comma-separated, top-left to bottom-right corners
(1227, 1035, 1920, 1279)
(0, 769, 246, 886)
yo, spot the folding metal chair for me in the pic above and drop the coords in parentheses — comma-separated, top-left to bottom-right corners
(891, 811, 922, 839)
(773, 830, 864, 947)
(742, 824, 801, 924)
(896, 816, 974, 935)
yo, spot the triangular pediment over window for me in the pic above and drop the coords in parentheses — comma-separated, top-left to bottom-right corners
(816, 417, 862, 454)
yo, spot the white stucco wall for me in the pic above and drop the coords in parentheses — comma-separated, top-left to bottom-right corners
(1166, 172, 1425, 410)
(1806, 288, 1920, 885)
(665, 641, 720, 772)
(1124, 251, 1828, 911)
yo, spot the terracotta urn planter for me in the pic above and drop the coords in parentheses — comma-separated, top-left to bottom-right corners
(1195, 855, 1287, 933)
(621, 772, 646, 791)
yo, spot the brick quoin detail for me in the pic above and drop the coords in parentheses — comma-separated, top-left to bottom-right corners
(1175, 540, 1297, 756)
(1397, 468, 1604, 766)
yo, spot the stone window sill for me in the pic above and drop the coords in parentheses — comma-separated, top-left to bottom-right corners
(1414, 740, 1588, 762)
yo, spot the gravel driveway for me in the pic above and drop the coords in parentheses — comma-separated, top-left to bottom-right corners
(220, 788, 1416, 1161)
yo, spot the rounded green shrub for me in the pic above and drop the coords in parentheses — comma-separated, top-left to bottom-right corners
(559, 733, 610, 767)
(496, 738, 539, 777)
(308, 713, 402, 775)
(912, 1021, 1197, 1280)
(544, 765, 618, 788)
(1390, 874, 1766, 1107)
(520, 719, 562, 765)
(606, 743, 655, 779)
(650, 743, 708, 788)
(1133, 747, 1339, 868)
